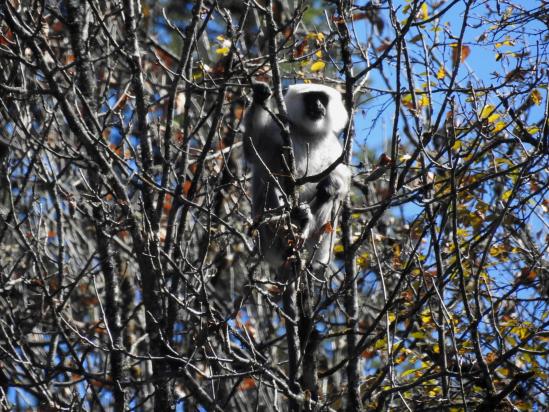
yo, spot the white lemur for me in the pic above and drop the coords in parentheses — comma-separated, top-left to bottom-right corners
(242, 82, 351, 267)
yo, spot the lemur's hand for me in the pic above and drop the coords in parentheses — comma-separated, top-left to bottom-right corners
(291, 203, 313, 247)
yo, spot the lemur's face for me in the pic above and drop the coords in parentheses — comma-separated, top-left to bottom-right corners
(284, 84, 348, 137)
(302, 91, 329, 121)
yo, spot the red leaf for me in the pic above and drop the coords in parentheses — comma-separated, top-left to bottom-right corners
(239, 377, 256, 391)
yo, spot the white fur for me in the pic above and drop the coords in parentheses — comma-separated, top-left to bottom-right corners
(284, 83, 348, 136)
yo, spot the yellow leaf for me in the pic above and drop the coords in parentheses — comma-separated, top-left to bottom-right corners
(419, 94, 430, 107)
(216, 47, 230, 56)
(489, 244, 503, 256)
(420, 311, 431, 324)
(356, 253, 369, 268)
(394, 353, 406, 364)
(494, 121, 506, 132)
(526, 126, 539, 135)
(501, 190, 513, 201)
(306, 32, 325, 42)
(480, 104, 496, 120)
(388, 313, 396, 323)
(488, 112, 500, 123)
(496, 39, 514, 48)
(402, 93, 414, 109)
(374, 338, 386, 350)
(310, 61, 326, 72)
(530, 89, 542, 106)
(333, 244, 344, 253)
(495, 158, 513, 167)
(451, 140, 462, 151)
(315, 50, 322, 58)
(401, 368, 418, 378)
(511, 325, 529, 339)
(437, 65, 446, 79)
(411, 331, 426, 339)
(461, 340, 474, 351)
(420, 3, 428, 20)
(456, 228, 469, 237)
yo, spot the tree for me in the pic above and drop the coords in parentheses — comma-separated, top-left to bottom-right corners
(0, 0, 547, 410)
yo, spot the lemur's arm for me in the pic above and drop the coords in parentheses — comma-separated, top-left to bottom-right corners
(241, 82, 277, 163)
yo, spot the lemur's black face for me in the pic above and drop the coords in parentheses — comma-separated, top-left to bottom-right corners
(303, 91, 329, 120)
